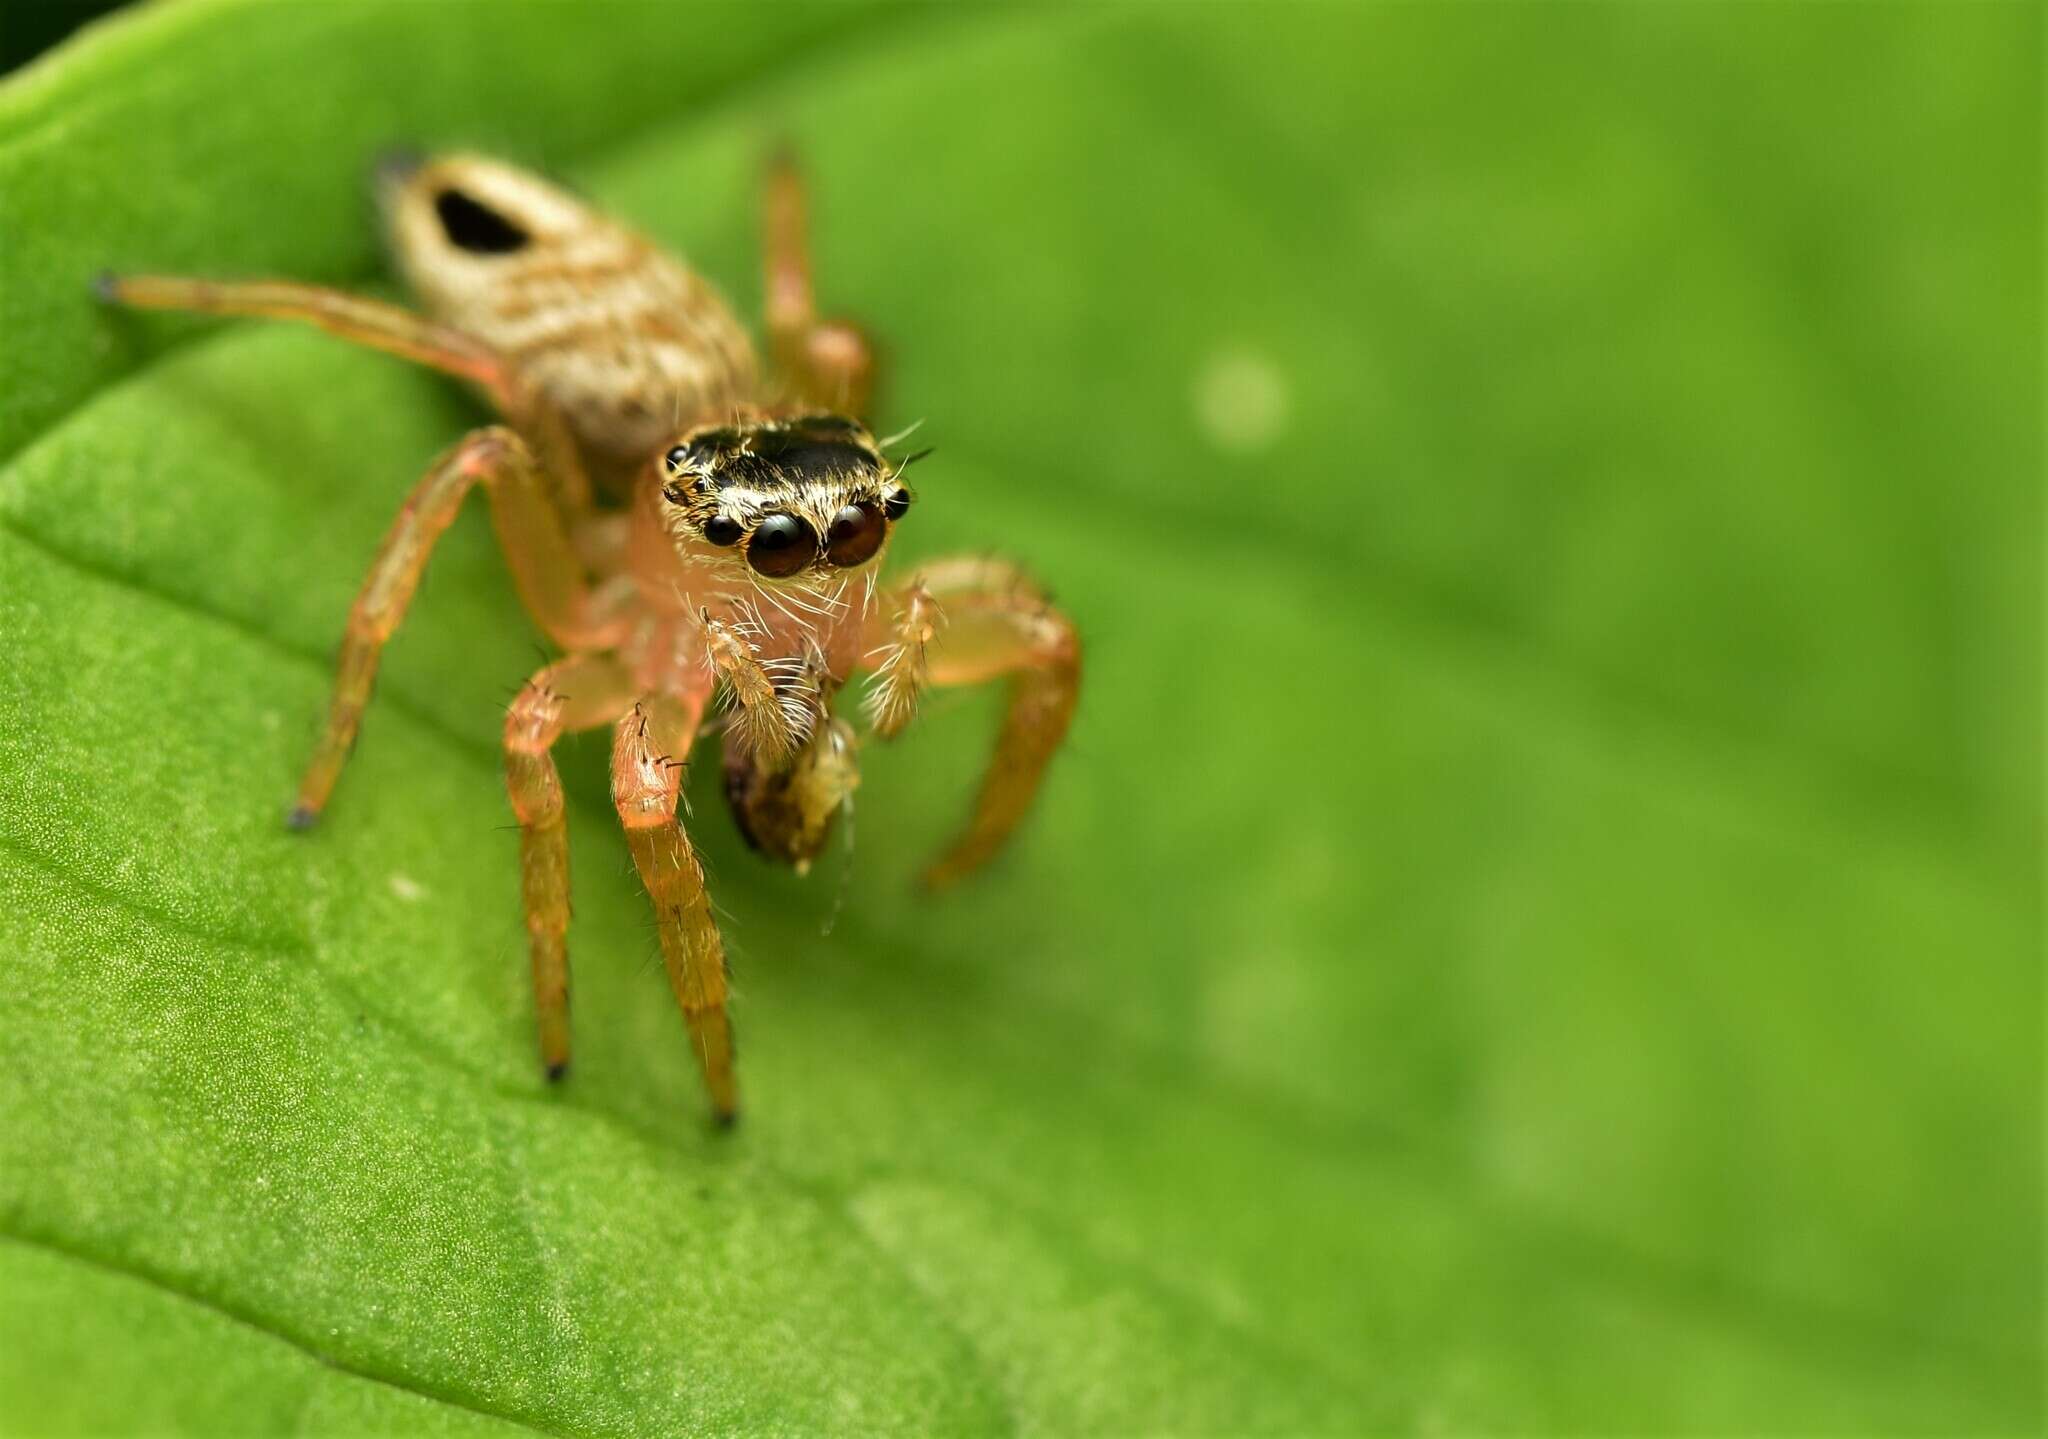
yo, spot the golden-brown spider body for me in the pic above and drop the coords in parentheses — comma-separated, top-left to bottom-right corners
(100, 152, 1080, 1127)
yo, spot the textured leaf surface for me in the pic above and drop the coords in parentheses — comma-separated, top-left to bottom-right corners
(0, 2, 2038, 1433)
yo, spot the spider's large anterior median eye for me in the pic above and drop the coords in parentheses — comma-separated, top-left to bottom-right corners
(824, 501, 886, 568)
(746, 513, 817, 577)
(434, 189, 530, 254)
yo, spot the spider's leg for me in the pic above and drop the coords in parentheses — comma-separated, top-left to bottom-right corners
(291, 426, 617, 828)
(96, 275, 593, 511)
(504, 654, 639, 1080)
(864, 557, 1081, 888)
(762, 150, 878, 417)
(611, 696, 738, 1127)
(102, 275, 499, 386)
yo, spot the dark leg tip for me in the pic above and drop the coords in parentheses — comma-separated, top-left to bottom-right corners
(545, 1059, 570, 1083)
(711, 1106, 740, 1133)
(90, 270, 120, 303)
(284, 804, 320, 832)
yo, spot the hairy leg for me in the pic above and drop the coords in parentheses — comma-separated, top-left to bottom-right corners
(867, 557, 1082, 888)
(762, 151, 878, 416)
(504, 654, 639, 1079)
(96, 274, 593, 512)
(291, 425, 619, 826)
(611, 697, 738, 1126)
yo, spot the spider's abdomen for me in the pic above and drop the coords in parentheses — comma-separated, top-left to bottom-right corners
(382, 153, 759, 493)
(462, 235, 756, 487)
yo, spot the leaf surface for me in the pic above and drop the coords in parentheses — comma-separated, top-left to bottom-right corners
(0, 2, 2037, 1433)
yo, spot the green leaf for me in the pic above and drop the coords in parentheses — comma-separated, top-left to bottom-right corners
(1, 2, 2037, 1433)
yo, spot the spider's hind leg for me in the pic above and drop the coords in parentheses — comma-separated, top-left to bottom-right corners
(763, 150, 879, 417)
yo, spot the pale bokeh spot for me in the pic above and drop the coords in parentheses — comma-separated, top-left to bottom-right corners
(1193, 346, 1291, 454)
(388, 872, 427, 903)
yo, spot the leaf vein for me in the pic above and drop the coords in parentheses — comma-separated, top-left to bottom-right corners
(0, 1229, 575, 1438)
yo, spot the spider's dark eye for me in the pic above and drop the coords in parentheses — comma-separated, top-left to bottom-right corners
(881, 487, 912, 521)
(702, 514, 742, 547)
(434, 189, 529, 254)
(746, 513, 817, 577)
(665, 445, 690, 473)
(824, 501, 886, 568)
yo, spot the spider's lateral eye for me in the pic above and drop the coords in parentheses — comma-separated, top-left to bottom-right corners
(702, 514, 743, 547)
(881, 487, 912, 521)
(433, 189, 530, 254)
(662, 481, 689, 504)
(664, 445, 691, 473)
(825, 501, 886, 568)
(745, 513, 817, 578)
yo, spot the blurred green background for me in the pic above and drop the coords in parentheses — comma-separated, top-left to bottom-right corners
(0, 1, 2037, 1434)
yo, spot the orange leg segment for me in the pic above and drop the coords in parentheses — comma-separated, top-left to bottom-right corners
(96, 273, 594, 512)
(762, 152, 877, 417)
(611, 698, 738, 1127)
(288, 426, 609, 828)
(100, 273, 501, 390)
(874, 558, 1082, 889)
(504, 655, 639, 1079)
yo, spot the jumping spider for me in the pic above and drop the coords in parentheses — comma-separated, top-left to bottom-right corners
(99, 152, 1081, 1127)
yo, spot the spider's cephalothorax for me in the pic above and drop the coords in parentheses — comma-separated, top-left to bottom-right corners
(99, 151, 1079, 1129)
(658, 411, 914, 581)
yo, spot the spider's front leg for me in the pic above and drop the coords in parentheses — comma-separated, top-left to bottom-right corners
(290, 426, 619, 827)
(504, 654, 639, 1080)
(611, 697, 739, 1126)
(763, 151, 879, 415)
(866, 558, 1082, 888)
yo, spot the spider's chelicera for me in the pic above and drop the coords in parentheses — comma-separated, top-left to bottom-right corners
(98, 151, 1080, 1128)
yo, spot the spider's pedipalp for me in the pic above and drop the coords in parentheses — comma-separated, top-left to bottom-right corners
(701, 612, 797, 762)
(864, 580, 939, 739)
